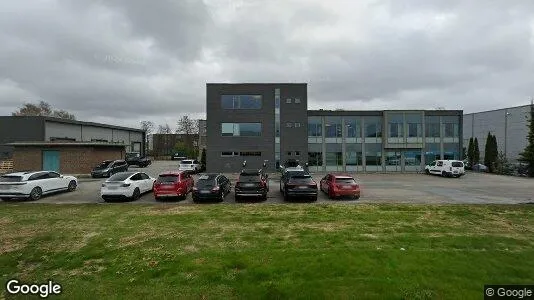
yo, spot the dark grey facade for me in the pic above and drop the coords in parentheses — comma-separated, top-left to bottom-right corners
(206, 83, 308, 172)
(0, 116, 146, 159)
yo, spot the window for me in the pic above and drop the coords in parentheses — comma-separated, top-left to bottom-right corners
(443, 123, 458, 138)
(365, 143, 382, 166)
(408, 123, 421, 137)
(388, 113, 404, 138)
(221, 95, 262, 109)
(326, 143, 342, 166)
(308, 144, 322, 166)
(140, 173, 149, 180)
(364, 117, 382, 138)
(221, 151, 239, 157)
(406, 113, 422, 138)
(437, 161, 444, 167)
(295, 98, 301, 103)
(221, 123, 261, 136)
(286, 122, 293, 128)
(286, 98, 292, 104)
(404, 151, 421, 166)
(345, 117, 361, 138)
(240, 151, 261, 156)
(389, 123, 401, 138)
(287, 151, 292, 156)
(308, 117, 322, 137)
(48, 172, 60, 178)
(425, 116, 440, 138)
(295, 151, 300, 156)
(346, 144, 362, 166)
(295, 122, 301, 128)
(325, 117, 342, 138)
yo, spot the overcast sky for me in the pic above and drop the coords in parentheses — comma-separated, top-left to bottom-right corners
(1, 0, 533, 130)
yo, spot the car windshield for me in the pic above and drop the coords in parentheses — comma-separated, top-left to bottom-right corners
(157, 175, 178, 183)
(289, 176, 313, 184)
(108, 173, 133, 181)
(181, 160, 193, 164)
(286, 171, 308, 178)
(0, 176, 23, 182)
(95, 161, 112, 169)
(452, 162, 463, 167)
(196, 178, 217, 188)
(334, 177, 356, 184)
(239, 174, 261, 182)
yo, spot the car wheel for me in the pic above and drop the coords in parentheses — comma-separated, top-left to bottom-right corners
(192, 197, 198, 203)
(102, 196, 109, 202)
(283, 191, 290, 202)
(311, 196, 318, 202)
(132, 188, 141, 200)
(328, 189, 335, 200)
(354, 195, 360, 200)
(219, 191, 225, 202)
(235, 195, 241, 203)
(67, 180, 77, 192)
(29, 187, 42, 201)
(441, 171, 446, 177)
(1, 198, 11, 201)
(154, 196, 160, 201)
(425, 169, 430, 175)
(261, 194, 267, 201)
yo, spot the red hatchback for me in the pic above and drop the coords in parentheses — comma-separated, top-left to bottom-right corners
(153, 171, 194, 200)
(320, 174, 360, 200)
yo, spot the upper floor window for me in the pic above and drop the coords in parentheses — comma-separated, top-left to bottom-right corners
(295, 122, 301, 128)
(364, 116, 382, 138)
(286, 122, 293, 128)
(425, 116, 440, 138)
(221, 123, 262, 137)
(221, 95, 262, 109)
(295, 98, 301, 104)
(286, 98, 292, 104)
(308, 116, 322, 137)
(325, 116, 342, 138)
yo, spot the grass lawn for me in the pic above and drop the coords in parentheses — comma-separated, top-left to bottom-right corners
(0, 203, 533, 299)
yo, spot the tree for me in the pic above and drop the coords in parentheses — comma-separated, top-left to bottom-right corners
(467, 137, 474, 167)
(176, 115, 199, 155)
(519, 104, 534, 177)
(496, 151, 513, 175)
(157, 123, 172, 134)
(173, 141, 196, 159)
(140, 121, 155, 154)
(473, 138, 480, 164)
(484, 132, 498, 173)
(12, 100, 76, 120)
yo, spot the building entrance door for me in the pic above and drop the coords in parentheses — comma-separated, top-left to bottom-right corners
(385, 150, 401, 172)
(42, 150, 60, 172)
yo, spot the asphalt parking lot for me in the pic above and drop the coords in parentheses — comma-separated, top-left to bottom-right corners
(2, 160, 534, 204)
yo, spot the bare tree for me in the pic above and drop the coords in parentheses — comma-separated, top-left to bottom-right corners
(157, 123, 172, 134)
(176, 116, 199, 154)
(140, 121, 155, 135)
(12, 101, 76, 120)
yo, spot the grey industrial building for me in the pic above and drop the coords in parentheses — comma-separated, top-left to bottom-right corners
(463, 104, 533, 162)
(206, 83, 463, 173)
(0, 116, 146, 160)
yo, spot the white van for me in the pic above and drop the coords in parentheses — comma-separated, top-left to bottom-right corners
(425, 160, 465, 178)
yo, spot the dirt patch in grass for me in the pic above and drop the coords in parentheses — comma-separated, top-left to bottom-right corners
(144, 206, 205, 215)
(0, 226, 43, 254)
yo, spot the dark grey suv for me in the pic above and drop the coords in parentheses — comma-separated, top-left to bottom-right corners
(91, 160, 129, 178)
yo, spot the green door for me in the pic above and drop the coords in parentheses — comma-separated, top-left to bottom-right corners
(42, 150, 60, 172)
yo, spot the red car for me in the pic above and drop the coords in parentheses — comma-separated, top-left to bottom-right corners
(320, 174, 360, 199)
(153, 171, 194, 200)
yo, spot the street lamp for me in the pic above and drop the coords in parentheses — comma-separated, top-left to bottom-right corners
(505, 111, 511, 158)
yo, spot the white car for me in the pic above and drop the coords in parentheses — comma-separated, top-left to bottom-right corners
(425, 160, 465, 178)
(178, 159, 200, 173)
(0, 171, 78, 201)
(101, 171, 156, 201)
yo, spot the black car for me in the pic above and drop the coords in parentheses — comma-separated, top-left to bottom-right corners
(125, 152, 151, 168)
(283, 174, 318, 202)
(91, 160, 129, 178)
(192, 173, 231, 203)
(234, 169, 269, 202)
(280, 168, 309, 193)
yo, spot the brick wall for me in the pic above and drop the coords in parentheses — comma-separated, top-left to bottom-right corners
(12, 146, 125, 174)
(12, 148, 41, 172)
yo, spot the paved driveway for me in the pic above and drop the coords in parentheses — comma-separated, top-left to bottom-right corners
(2, 160, 533, 204)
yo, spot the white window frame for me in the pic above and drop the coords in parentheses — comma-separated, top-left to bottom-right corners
(295, 122, 301, 128)
(286, 122, 293, 128)
(295, 98, 301, 104)
(286, 98, 292, 104)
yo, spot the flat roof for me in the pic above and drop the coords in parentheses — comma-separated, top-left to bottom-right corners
(1, 116, 144, 133)
(464, 104, 533, 115)
(6, 142, 126, 147)
(207, 82, 307, 85)
(307, 110, 462, 116)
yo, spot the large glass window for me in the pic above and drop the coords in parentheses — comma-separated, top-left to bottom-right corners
(345, 117, 361, 138)
(325, 117, 342, 138)
(406, 113, 422, 138)
(386, 151, 401, 166)
(425, 143, 440, 163)
(442, 116, 459, 138)
(308, 116, 322, 137)
(365, 143, 382, 166)
(444, 143, 460, 160)
(220, 123, 261, 136)
(221, 95, 262, 109)
(364, 116, 382, 138)
(388, 113, 404, 138)
(346, 144, 362, 166)
(326, 143, 342, 166)
(404, 151, 422, 166)
(308, 144, 323, 166)
(425, 116, 440, 138)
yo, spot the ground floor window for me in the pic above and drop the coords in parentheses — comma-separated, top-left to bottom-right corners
(365, 144, 382, 166)
(404, 151, 422, 166)
(325, 143, 342, 166)
(308, 152, 323, 166)
(346, 144, 362, 166)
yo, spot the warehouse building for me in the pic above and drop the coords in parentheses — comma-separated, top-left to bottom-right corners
(463, 103, 533, 162)
(206, 83, 463, 173)
(0, 116, 145, 173)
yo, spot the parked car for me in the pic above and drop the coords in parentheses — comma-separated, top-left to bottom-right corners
(279, 167, 308, 193)
(0, 171, 77, 201)
(171, 153, 187, 161)
(472, 163, 488, 172)
(125, 152, 151, 168)
(234, 169, 269, 202)
(179, 159, 201, 173)
(91, 160, 128, 178)
(101, 171, 156, 201)
(320, 174, 360, 200)
(153, 171, 194, 200)
(192, 173, 231, 203)
(425, 160, 465, 177)
(282, 174, 318, 202)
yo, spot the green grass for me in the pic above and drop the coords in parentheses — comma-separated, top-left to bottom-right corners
(1, 204, 533, 299)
